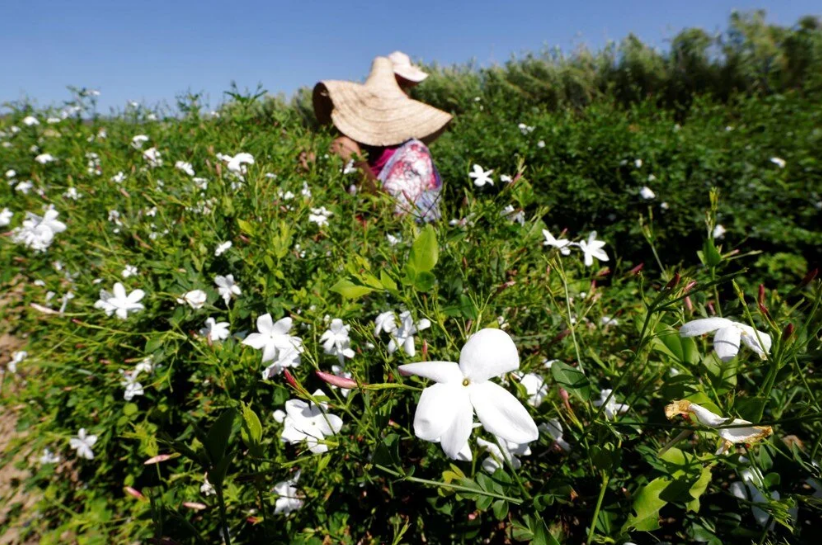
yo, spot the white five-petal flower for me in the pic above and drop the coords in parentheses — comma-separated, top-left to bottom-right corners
(177, 289, 208, 309)
(576, 231, 609, 267)
(679, 317, 771, 362)
(593, 389, 630, 419)
(273, 471, 304, 514)
(665, 400, 773, 454)
(320, 319, 356, 363)
(388, 311, 430, 357)
(274, 390, 343, 454)
(200, 317, 230, 342)
(175, 161, 195, 176)
(542, 229, 571, 255)
(469, 164, 494, 187)
(398, 329, 539, 460)
(94, 282, 145, 319)
(70, 428, 98, 460)
(476, 436, 531, 473)
(243, 314, 303, 365)
(214, 274, 241, 305)
(120, 369, 145, 401)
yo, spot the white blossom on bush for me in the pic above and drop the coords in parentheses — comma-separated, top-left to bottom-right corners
(94, 282, 145, 319)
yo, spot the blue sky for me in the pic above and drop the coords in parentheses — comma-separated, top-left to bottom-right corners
(2, 0, 818, 113)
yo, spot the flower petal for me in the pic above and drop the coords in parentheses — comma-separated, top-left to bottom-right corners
(272, 317, 293, 336)
(256, 313, 274, 335)
(459, 329, 519, 383)
(413, 383, 469, 443)
(399, 361, 462, 384)
(738, 325, 771, 359)
(713, 326, 741, 362)
(469, 381, 538, 444)
(242, 333, 268, 349)
(439, 390, 475, 460)
(679, 317, 734, 337)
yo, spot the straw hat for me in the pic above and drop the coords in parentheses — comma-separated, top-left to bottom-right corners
(313, 57, 452, 147)
(387, 51, 429, 83)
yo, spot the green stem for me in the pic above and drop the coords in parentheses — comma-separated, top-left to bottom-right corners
(217, 490, 231, 545)
(375, 464, 524, 504)
(587, 472, 609, 544)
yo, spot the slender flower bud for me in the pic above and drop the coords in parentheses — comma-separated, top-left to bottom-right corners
(144, 453, 173, 465)
(665, 273, 681, 290)
(183, 502, 207, 511)
(559, 387, 572, 412)
(421, 339, 428, 359)
(799, 268, 818, 288)
(124, 487, 146, 500)
(684, 280, 697, 292)
(284, 369, 298, 389)
(781, 323, 794, 342)
(596, 267, 611, 278)
(628, 262, 645, 275)
(707, 301, 716, 315)
(684, 295, 693, 313)
(316, 370, 358, 390)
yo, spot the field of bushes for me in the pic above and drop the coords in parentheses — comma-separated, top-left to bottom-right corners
(1, 11, 821, 545)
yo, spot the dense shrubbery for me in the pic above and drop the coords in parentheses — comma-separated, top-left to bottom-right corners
(1, 12, 821, 545)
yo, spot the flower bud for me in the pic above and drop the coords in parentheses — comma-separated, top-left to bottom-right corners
(628, 262, 644, 275)
(183, 502, 207, 511)
(316, 370, 358, 390)
(665, 273, 681, 290)
(124, 486, 146, 501)
(144, 453, 173, 465)
(758, 284, 766, 306)
(684, 295, 693, 313)
(799, 268, 818, 288)
(781, 323, 794, 342)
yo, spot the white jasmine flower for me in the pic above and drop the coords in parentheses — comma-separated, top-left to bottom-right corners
(15, 180, 34, 194)
(660, 201, 669, 210)
(177, 289, 207, 309)
(69, 428, 98, 460)
(388, 311, 430, 357)
(539, 419, 572, 451)
(120, 369, 145, 401)
(8, 351, 27, 374)
(634, 159, 643, 168)
(537, 140, 545, 148)
(342, 160, 357, 175)
(514, 372, 548, 407)
(665, 400, 772, 455)
(131, 135, 149, 149)
(134, 357, 155, 375)
(39, 448, 61, 465)
(501, 205, 525, 225)
(122, 265, 138, 278)
(200, 317, 230, 342)
(477, 436, 531, 473)
(243, 314, 303, 364)
(542, 229, 571, 255)
(308, 207, 332, 226)
(500, 174, 513, 183)
(576, 231, 609, 267)
(221, 152, 254, 176)
(374, 311, 398, 336)
(35, 153, 56, 164)
(469, 164, 494, 187)
(386, 234, 401, 246)
(11, 210, 67, 252)
(175, 161, 195, 176)
(320, 319, 356, 363)
(192, 177, 208, 190)
(5, 169, 15, 179)
(277, 390, 343, 454)
(770, 157, 786, 169)
(143, 147, 162, 167)
(214, 274, 241, 305)
(0, 207, 12, 227)
(593, 389, 629, 419)
(399, 329, 539, 459)
(639, 186, 655, 199)
(200, 474, 216, 496)
(517, 123, 534, 134)
(22, 115, 40, 126)
(273, 471, 304, 514)
(214, 241, 232, 256)
(111, 171, 127, 184)
(94, 282, 145, 319)
(712, 224, 726, 239)
(679, 317, 771, 362)
(63, 187, 81, 200)
(600, 316, 619, 327)
(262, 345, 302, 379)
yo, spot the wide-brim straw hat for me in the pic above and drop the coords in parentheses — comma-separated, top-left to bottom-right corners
(313, 57, 452, 147)
(388, 51, 429, 83)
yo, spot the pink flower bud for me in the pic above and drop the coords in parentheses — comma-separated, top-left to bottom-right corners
(183, 502, 207, 511)
(124, 487, 146, 500)
(684, 280, 697, 292)
(684, 295, 693, 313)
(144, 453, 173, 465)
(628, 263, 644, 275)
(316, 370, 358, 389)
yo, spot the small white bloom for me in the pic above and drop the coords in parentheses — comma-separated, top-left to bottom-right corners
(122, 265, 138, 278)
(63, 187, 81, 200)
(131, 135, 149, 149)
(712, 224, 726, 239)
(175, 161, 195, 176)
(477, 436, 531, 473)
(143, 147, 162, 167)
(134, 357, 155, 375)
(69, 428, 98, 460)
(200, 474, 216, 496)
(243, 314, 303, 365)
(8, 350, 27, 374)
(308, 207, 332, 226)
(0, 207, 12, 227)
(320, 319, 356, 363)
(576, 231, 609, 267)
(537, 140, 545, 148)
(15, 180, 34, 194)
(540, 419, 572, 451)
(214, 241, 232, 256)
(388, 311, 431, 357)
(386, 234, 401, 246)
(500, 174, 513, 183)
(634, 159, 643, 168)
(665, 400, 773, 455)
(273, 471, 304, 514)
(469, 164, 494, 187)
(177, 289, 207, 309)
(221, 152, 254, 176)
(542, 229, 571, 255)
(214, 274, 241, 305)
(120, 369, 145, 401)
(639, 186, 655, 200)
(600, 316, 619, 327)
(35, 153, 56, 164)
(501, 205, 525, 225)
(200, 317, 230, 342)
(515, 372, 548, 407)
(374, 311, 398, 336)
(679, 317, 771, 362)
(278, 390, 343, 454)
(770, 157, 786, 169)
(22, 115, 40, 126)
(111, 171, 127, 184)
(5, 169, 16, 179)
(593, 389, 630, 419)
(40, 448, 61, 465)
(94, 282, 145, 319)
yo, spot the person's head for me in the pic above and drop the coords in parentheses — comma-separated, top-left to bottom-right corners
(387, 51, 428, 92)
(312, 57, 451, 148)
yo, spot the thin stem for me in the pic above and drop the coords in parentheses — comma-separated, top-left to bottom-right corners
(587, 472, 609, 544)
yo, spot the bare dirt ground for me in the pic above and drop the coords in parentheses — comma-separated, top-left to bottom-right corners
(1, 276, 41, 545)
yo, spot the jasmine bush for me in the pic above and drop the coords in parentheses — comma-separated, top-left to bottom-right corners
(1, 22, 821, 545)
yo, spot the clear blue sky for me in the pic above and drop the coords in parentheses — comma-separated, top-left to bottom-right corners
(2, 0, 818, 113)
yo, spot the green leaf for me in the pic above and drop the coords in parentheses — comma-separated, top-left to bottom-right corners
(237, 218, 256, 237)
(623, 477, 670, 532)
(550, 361, 591, 401)
(379, 270, 398, 292)
(330, 279, 375, 300)
(702, 238, 722, 267)
(123, 403, 138, 416)
(210, 449, 236, 492)
(409, 225, 438, 273)
(492, 499, 509, 521)
(240, 403, 263, 457)
(686, 466, 713, 512)
(414, 271, 436, 292)
(204, 408, 236, 465)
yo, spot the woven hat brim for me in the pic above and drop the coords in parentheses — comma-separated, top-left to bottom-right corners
(316, 80, 452, 147)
